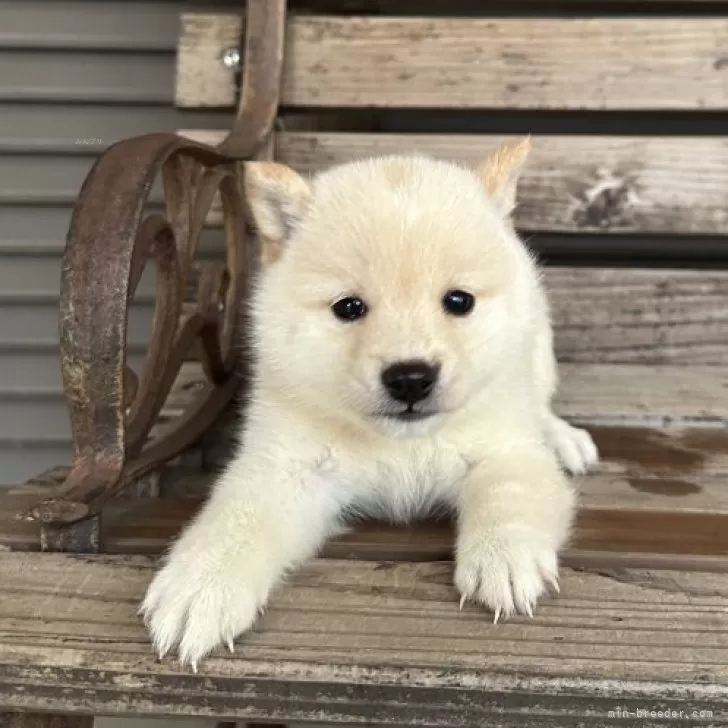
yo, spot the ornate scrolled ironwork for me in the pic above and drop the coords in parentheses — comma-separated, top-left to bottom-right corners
(21, 0, 287, 535)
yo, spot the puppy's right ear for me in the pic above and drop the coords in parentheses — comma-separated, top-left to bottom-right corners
(243, 162, 312, 264)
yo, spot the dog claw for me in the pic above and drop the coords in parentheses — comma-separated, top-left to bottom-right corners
(493, 607, 501, 625)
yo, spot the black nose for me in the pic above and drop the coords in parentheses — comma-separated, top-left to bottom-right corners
(381, 360, 439, 405)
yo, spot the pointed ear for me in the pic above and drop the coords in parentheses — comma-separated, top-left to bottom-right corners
(243, 162, 312, 263)
(476, 136, 531, 216)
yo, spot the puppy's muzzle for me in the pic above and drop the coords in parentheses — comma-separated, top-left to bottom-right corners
(381, 360, 440, 406)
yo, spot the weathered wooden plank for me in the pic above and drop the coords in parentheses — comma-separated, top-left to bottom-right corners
(184, 130, 728, 234)
(277, 132, 728, 234)
(176, 15, 728, 110)
(161, 362, 728, 431)
(555, 364, 728, 425)
(548, 268, 728, 365)
(176, 13, 243, 108)
(285, 17, 728, 109)
(0, 553, 727, 724)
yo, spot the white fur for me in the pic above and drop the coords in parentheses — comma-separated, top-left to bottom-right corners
(141, 144, 599, 668)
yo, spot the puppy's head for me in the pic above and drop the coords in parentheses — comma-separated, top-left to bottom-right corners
(245, 139, 536, 436)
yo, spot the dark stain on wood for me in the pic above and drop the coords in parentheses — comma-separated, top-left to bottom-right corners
(576, 509, 728, 556)
(627, 477, 701, 497)
(679, 428, 728, 456)
(572, 178, 636, 229)
(591, 427, 708, 474)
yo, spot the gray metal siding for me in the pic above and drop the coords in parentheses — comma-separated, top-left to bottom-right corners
(0, 0, 232, 484)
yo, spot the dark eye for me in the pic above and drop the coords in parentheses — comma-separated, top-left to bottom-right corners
(331, 296, 368, 322)
(442, 289, 475, 316)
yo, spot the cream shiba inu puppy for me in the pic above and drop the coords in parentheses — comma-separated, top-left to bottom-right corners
(141, 138, 598, 669)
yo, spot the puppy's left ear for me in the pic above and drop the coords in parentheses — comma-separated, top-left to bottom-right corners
(476, 136, 530, 216)
(244, 162, 312, 263)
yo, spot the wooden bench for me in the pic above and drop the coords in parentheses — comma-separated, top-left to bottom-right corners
(2, 1, 728, 725)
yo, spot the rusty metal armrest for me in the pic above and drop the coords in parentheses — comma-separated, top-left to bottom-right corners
(19, 0, 286, 552)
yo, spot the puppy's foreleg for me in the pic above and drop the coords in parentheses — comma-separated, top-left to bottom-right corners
(455, 441, 576, 620)
(532, 297, 599, 475)
(140, 447, 344, 669)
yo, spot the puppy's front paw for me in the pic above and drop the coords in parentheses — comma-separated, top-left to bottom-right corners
(140, 548, 267, 670)
(545, 415, 599, 476)
(455, 525, 560, 621)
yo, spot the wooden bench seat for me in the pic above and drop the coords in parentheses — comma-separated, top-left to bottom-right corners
(2, 1, 728, 725)
(2, 552, 727, 725)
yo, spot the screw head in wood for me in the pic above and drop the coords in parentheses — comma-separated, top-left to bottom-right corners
(222, 47, 241, 70)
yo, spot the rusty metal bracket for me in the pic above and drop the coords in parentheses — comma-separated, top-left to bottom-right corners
(219, 0, 286, 159)
(18, 0, 287, 551)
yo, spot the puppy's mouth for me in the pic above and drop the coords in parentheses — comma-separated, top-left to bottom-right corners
(378, 406, 438, 422)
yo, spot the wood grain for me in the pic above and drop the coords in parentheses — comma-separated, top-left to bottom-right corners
(1, 553, 727, 724)
(286, 17, 728, 109)
(554, 364, 728, 425)
(176, 15, 728, 110)
(278, 132, 728, 234)
(547, 268, 728, 365)
(176, 13, 243, 108)
(183, 130, 728, 235)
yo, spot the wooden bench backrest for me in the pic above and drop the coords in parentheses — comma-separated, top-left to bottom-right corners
(176, 4, 728, 367)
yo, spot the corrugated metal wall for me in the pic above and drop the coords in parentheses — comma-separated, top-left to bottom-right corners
(0, 0, 231, 484)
